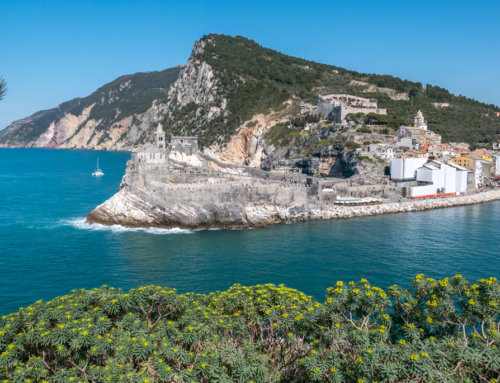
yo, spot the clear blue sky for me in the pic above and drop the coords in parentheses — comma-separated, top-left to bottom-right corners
(1, 0, 499, 129)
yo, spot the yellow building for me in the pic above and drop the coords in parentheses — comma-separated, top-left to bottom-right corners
(452, 155, 482, 170)
(472, 151, 493, 162)
(403, 150, 426, 158)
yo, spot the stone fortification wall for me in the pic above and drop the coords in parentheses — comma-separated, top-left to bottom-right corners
(131, 180, 311, 207)
(348, 186, 404, 201)
(135, 163, 170, 184)
(332, 105, 387, 123)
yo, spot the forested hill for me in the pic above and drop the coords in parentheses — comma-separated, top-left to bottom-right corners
(186, 34, 500, 147)
(0, 67, 181, 149)
(2, 34, 499, 150)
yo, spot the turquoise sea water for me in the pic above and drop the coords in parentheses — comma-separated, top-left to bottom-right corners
(1, 148, 499, 315)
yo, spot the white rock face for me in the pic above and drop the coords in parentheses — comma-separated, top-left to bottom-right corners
(164, 40, 226, 121)
(88, 185, 500, 230)
(203, 114, 278, 167)
(88, 189, 159, 227)
(169, 152, 203, 167)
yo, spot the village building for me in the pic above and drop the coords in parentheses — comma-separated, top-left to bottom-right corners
(368, 143, 395, 159)
(402, 150, 427, 159)
(170, 137, 199, 156)
(482, 160, 494, 185)
(450, 142, 471, 150)
(472, 149, 493, 162)
(433, 102, 450, 108)
(452, 154, 484, 188)
(395, 111, 441, 145)
(409, 160, 468, 198)
(390, 158, 428, 182)
(492, 154, 500, 178)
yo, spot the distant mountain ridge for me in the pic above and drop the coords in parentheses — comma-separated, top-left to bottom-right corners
(1, 34, 499, 151)
(0, 67, 181, 150)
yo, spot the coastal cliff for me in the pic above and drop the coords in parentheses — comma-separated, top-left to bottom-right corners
(87, 186, 500, 230)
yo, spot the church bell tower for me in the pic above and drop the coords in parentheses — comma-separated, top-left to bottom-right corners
(154, 123, 165, 150)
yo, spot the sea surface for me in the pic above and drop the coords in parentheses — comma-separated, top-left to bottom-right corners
(1, 148, 499, 315)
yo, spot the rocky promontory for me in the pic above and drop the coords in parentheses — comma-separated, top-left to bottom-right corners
(87, 188, 500, 230)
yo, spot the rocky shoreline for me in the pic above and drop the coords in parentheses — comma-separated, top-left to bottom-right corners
(86, 189, 500, 230)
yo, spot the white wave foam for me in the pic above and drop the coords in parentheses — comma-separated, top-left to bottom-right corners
(61, 218, 192, 235)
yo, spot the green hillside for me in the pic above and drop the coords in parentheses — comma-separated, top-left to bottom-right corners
(168, 34, 500, 148)
(2, 34, 499, 149)
(0, 67, 181, 146)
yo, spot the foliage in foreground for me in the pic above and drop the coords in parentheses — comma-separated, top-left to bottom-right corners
(2, 275, 500, 383)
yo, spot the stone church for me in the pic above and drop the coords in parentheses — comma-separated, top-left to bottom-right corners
(131, 123, 199, 165)
(132, 123, 167, 164)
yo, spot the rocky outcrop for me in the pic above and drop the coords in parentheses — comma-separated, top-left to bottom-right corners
(167, 40, 223, 111)
(87, 188, 500, 230)
(204, 115, 269, 167)
(86, 189, 249, 229)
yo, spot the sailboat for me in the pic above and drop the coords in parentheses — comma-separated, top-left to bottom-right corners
(92, 158, 104, 176)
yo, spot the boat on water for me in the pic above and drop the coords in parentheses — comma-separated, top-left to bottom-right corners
(92, 158, 104, 176)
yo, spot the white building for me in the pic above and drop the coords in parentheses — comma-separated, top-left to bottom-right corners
(492, 154, 500, 178)
(390, 158, 428, 181)
(396, 137, 414, 149)
(409, 160, 468, 198)
(369, 144, 395, 159)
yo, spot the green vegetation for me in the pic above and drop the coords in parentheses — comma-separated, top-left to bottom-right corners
(0, 77, 7, 102)
(263, 123, 291, 147)
(0, 97, 82, 144)
(191, 35, 500, 147)
(356, 156, 372, 162)
(2, 275, 500, 382)
(290, 113, 320, 127)
(364, 93, 500, 147)
(3, 34, 500, 148)
(344, 140, 361, 150)
(0, 68, 181, 146)
(356, 127, 372, 134)
(295, 137, 336, 156)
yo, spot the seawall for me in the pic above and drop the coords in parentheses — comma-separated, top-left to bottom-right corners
(86, 188, 500, 229)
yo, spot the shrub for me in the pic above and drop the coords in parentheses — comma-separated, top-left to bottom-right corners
(1, 275, 500, 383)
(356, 156, 371, 161)
(356, 127, 372, 133)
(344, 140, 361, 149)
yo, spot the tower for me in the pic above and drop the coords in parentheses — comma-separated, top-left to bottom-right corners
(154, 123, 165, 150)
(414, 110, 427, 130)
